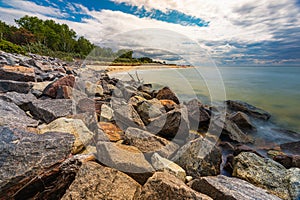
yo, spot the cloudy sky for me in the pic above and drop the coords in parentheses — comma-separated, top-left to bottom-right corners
(1, 0, 300, 66)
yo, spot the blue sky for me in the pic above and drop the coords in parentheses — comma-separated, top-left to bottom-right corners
(0, 0, 300, 66)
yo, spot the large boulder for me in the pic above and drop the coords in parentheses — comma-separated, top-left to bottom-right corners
(113, 103, 146, 130)
(0, 65, 35, 82)
(226, 100, 271, 120)
(124, 127, 179, 158)
(186, 99, 210, 129)
(188, 175, 281, 200)
(229, 111, 256, 132)
(38, 117, 95, 154)
(151, 153, 186, 182)
(0, 91, 36, 109)
(61, 161, 141, 200)
(43, 75, 75, 98)
(0, 126, 75, 199)
(96, 142, 154, 174)
(155, 87, 180, 104)
(147, 106, 189, 140)
(28, 99, 73, 123)
(136, 172, 212, 200)
(0, 99, 38, 128)
(233, 152, 300, 200)
(136, 98, 166, 125)
(173, 137, 222, 178)
(0, 80, 32, 93)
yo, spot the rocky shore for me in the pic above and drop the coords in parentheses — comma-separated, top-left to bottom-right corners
(0, 50, 299, 200)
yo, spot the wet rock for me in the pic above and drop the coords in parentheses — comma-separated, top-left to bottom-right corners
(96, 142, 154, 174)
(186, 99, 210, 129)
(99, 122, 123, 142)
(223, 154, 234, 174)
(0, 126, 75, 199)
(173, 137, 222, 178)
(229, 111, 256, 132)
(151, 153, 186, 182)
(136, 98, 166, 125)
(280, 141, 300, 155)
(147, 106, 189, 140)
(188, 175, 281, 200)
(28, 99, 73, 123)
(226, 100, 271, 120)
(136, 172, 212, 200)
(0, 80, 32, 93)
(61, 161, 141, 200)
(114, 103, 146, 130)
(155, 86, 180, 104)
(43, 75, 75, 98)
(273, 155, 300, 168)
(0, 99, 39, 128)
(0, 65, 35, 82)
(38, 117, 95, 154)
(124, 127, 179, 158)
(233, 144, 262, 157)
(0, 91, 36, 109)
(233, 152, 299, 200)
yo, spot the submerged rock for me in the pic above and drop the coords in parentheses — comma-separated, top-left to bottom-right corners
(136, 172, 212, 200)
(62, 161, 141, 200)
(280, 141, 300, 155)
(28, 99, 73, 123)
(233, 152, 300, 200)
(0, 126, 75, 199)
(188, 175, 281, 200)
(173, 137, 222, 178)
(226, 100, 271, 120)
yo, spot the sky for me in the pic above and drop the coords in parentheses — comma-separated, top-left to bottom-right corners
(0, 0, 300, 66)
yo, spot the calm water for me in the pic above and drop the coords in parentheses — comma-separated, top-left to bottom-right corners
(111, 66, 300, 132)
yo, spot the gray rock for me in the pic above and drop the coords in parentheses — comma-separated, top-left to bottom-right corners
(0, 99, 38, 128)
(100, 104, 114, 121)
(0, 126, 75, 199)
(286, 168, 300, 200)
(227, 100, 271, 120)
(186, 99, 210, 129)
(233, 152, 299, 200)
(62, 161, 141, 200)
(0, 91, 36, 109)
(136, 98, 166, 125)
(28, 99, 73, 123)
(173, 137, 222, 178)
(136, 172, 212, 200)
(0, 80, 32, 93)
(125, 127, 179, 158)
(188, 175, 282, 200)
(147, 106, 189, 140)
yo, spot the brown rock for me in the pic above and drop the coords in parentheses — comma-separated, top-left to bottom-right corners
(62, 161, 141, 200)
(188, 175, 281, 200)
(0, 65, 35, 82)
(280, 141, 300, 155)
(230, 111, 256, 132)
(156, 86, 180, 104)
(159, 99, 177, 111)
(99, 122, 123, 142)
(43, 75, 75, 98)
(136, 172, 212, 200)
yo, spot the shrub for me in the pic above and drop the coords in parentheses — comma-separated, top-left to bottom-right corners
(0, 39, 25, 54)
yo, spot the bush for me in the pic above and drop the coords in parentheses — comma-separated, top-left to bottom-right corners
(0, 40, 25, 54)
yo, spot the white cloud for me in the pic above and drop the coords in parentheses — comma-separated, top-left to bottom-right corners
(2, 0, 67, 18)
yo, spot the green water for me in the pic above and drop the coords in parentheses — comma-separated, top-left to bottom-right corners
(112, 66, 300, 132)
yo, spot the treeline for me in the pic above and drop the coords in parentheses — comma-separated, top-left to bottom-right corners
(0, 15, 160, 64)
